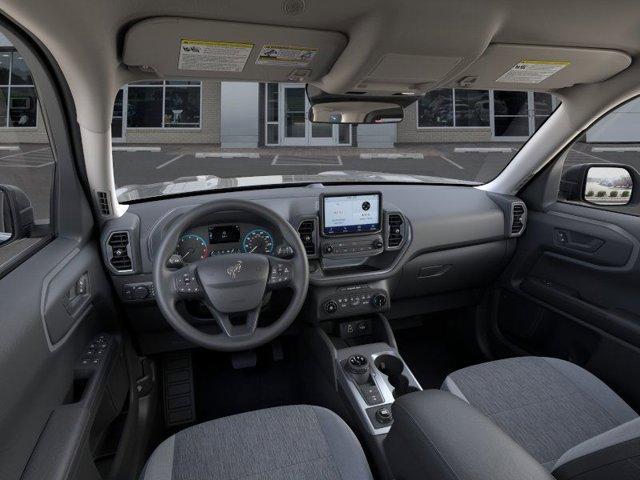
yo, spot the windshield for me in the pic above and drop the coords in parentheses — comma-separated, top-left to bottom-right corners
(111, 82, 558, 202)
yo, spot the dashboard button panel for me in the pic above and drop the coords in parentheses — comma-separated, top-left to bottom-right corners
(320, 234, 384, 259)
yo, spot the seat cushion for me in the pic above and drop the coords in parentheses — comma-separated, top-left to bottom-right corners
(442, 357, 637, 470)
(141, 405, 373, 480)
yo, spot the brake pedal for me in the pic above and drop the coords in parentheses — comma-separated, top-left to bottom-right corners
(162, 352, 196, 427)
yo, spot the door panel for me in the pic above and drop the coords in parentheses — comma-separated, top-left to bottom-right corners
(494, 201, 640, 410)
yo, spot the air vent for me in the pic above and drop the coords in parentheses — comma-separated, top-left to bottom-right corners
(107, 231, 133, 272)
(511, 203, 527, 236)
(96, 191, 111, 216)
(387, 213, 405, 248)
(298, 220, 316, 256)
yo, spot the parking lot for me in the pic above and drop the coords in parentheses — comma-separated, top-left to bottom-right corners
(3, 142, 640, 221)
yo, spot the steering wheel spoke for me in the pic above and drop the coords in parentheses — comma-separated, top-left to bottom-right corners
(266, 257, 295, 291)
(204, 303, 261, 338)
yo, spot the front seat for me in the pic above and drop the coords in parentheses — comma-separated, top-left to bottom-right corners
(141, 404, 373, 480)
(443, 356, 640, 477)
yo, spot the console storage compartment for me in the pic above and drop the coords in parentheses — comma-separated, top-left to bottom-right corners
(384, 390, 554, 480)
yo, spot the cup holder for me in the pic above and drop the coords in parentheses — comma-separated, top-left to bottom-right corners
(374, 354, 419, 398)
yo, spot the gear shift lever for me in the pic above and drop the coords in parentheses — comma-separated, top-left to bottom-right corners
(344, 354, 371, 384)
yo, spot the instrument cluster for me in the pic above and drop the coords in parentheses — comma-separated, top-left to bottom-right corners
(171, 223, 276, 265)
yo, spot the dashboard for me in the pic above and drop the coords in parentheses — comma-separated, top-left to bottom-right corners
(100, 183, 527, 352)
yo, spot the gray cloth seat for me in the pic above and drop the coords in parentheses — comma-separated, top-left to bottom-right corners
(141, 404, 373, 480)
(442, 356, 639, 475)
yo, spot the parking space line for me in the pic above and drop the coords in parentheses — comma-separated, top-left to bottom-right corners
(0, 146, 50, 161)
(272, 154, 342, 166)
(572, 149, 612, 163)
(592, 146, 640, 153)
(113, 146, 161, 152)
(195, 152, 260, 158)
(270, 154, 279, 166)
(360, 153, 424, 160)
(0, 146, 20, 151)
(337, 155, 343, 166)
(439, 154, 464, 170)
(156, 154, 185, 169)
(454, 147, 512, 153)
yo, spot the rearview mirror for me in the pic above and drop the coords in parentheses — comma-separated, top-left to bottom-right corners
(584, 166, 633, 205)
(0, 185, 34, 245)
(306, 85, 419, 124)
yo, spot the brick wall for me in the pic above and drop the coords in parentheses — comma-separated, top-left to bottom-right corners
(396, 103, 492, 143)
(124, 80, 221, 144)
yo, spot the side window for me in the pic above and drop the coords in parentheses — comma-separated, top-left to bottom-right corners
(559, 98, 640, 216)
(0, 32, 55, 259)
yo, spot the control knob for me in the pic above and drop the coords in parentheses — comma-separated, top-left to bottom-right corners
(324, 244, 334, 254)
(373, 239, 384, 249)
(375, 406, 393, 424)
(371, 294, 387, 309)
(324, 300, 338, 314)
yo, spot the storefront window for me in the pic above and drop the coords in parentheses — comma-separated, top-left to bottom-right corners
(417, 89, 490, 128)
(0, 50, 38, 127)
(127, 80, 201, 128)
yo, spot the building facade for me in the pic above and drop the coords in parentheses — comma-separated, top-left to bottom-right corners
(2, 34, 639, 147)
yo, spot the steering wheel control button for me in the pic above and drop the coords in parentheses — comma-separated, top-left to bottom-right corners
(276, 245, 295, 258)
(175, 273, 200, 295)
(269, 262, 291, 286)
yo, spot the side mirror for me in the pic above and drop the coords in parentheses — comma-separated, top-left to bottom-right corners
(560, 164, 637, 206)
(0, 185, 34, 245)
(306, 85, 419, 124)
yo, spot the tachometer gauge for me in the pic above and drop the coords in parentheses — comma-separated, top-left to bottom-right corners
(176, 233, 208, 263)
(242, 229, 274, 254)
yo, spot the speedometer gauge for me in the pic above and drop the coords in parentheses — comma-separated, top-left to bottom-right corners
(242, 229, 274, 254)
(176, 233, 208, 263)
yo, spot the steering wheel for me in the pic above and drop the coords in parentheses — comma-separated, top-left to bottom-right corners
(152, 199, 309, 351)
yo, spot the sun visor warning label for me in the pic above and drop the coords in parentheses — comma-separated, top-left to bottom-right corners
(496, 60, 570, 84)
(178, 40, 253, 72)
(256, 45, 317, 67)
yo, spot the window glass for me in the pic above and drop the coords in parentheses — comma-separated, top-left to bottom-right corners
(9, 87, 37, 127)
(418, 89, 453, 127)
(10, 52, 33, 85)
(110, 81, 558, 202)
(127, 85, 163, 127)
(0, 35, 55, 241)
(454, 90, 489, 127)
(164, 86, 200, 127)
(0, 52, 10, 85)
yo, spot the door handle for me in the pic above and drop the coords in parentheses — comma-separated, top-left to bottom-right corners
(554, 229, 604, 253)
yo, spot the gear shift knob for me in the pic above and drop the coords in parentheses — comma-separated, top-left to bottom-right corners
(344, 354, 371, 384)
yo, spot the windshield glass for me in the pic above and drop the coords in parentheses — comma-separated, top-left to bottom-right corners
(110, 81, 558, 202)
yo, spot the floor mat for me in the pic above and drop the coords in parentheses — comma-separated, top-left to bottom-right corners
(394, 312, 485, 389)
(191, 341, 304, 422)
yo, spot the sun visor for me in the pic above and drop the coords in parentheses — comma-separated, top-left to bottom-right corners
(122, 17, 347, 82)
(449, 44, 631, 91)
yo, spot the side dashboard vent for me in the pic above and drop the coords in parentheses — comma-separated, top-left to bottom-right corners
(387, 213, 405, 248)
(107, 231, 133, 272)
(298, 220, 316, 256)
(96, 191, 111, 216)
(511, 203, 527, 236)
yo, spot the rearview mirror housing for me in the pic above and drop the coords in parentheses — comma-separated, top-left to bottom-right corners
(0, 185, 34, 245)
(306, 85, 420, 124)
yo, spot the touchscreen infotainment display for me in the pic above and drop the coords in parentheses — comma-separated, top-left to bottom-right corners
(322, 193, 381, 235)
